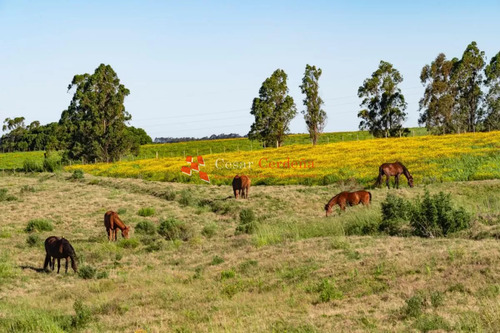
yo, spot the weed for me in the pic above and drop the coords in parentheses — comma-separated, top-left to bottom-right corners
(69, 169, 84, 180)
(236, 208, 258, 235)
(20, 185, 36, 194)
(210, 255, 225, 265)
(0, 188, 17, 202)
(25, 219, 54, 232)
(158, 218, 194, 241)
(71, 300, 93, 329)
(413, 314, 450, 332)
(220, 269, 236, 280)
(430, 291, 445, 308)
(118, 238, 140, 249)
(201, 223, 217, 238)
(403, 295, 425, 318)
(137, 207, 155, 217)
(135, 221, 156, 235)
(78, 265, 97, 279)
(308, 278, 343, 303)
(26, 234, 40, 247)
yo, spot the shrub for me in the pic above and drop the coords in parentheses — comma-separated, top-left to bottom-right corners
(403, 295, 424, 318)
(210, 255, 224, 265)
(158, 218, 194, 241)
(235, 209, 258, 235)
(201, 223, 217, 238)
(178, 189, 197, 207)
(71, 300, 93, 329)
(25, 219, 54, 233)
(70, 169, 84, 180)
(0, 188, 17, 202)
(117, 238, 140, 249)
(310, 279, 343, 303)
(43, 152, 62, 172)
(410, 191, 471, 237)
(135, 221, 156, 235)
(26, 234, 40, 247)
(137, 207, 155, 217)
(220, 269, 236, 280)
(78, 265, 97, 279)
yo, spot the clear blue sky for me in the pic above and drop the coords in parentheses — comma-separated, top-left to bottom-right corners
(1, 0, 499, 139)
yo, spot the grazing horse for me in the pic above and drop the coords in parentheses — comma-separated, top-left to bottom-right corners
(43, 236, 78, 273)
(325, 190, 372, 217)
(104, 211, 130, 241)
(375, 162, 414, 189)
(232, 175, 251, 199)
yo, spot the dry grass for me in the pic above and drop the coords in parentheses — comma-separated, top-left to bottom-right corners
(0, 173, 499, 332)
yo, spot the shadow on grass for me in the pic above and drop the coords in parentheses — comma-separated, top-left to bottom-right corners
(19, 265, 46, 273)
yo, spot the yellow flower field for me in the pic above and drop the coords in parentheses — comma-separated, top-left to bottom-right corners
(66, 131, 500, 186)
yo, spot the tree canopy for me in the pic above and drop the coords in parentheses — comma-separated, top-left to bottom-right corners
(357, 61, 408, 138)
(300, 64, 326, 145)
(248, 69, 297, 147)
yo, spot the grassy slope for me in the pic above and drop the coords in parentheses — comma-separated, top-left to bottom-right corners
(1, 173, 499, 332)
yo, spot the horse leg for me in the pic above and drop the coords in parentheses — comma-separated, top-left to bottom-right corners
(107, 228, 112, 241)
(51, 257, 55, 271)
(114, 229, 118, 241)
(43, 254, 51, 272)
(395, 174, 400, 189)
(65, 257, 69, 273)
(385, 174, 390, 189)
(57, 258, 61, 274)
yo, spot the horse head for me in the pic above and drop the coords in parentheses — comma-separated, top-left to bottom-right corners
(408, 175, 414, 188)
(325, 204, 332, 217)
(122, 226, 130, 239)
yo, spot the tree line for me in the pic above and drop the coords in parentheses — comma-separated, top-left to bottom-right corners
(1, 64, 152, 162)
(249, 41, 500, 145)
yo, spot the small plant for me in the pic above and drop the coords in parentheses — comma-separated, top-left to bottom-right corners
(403, 295, 424, 318)
(158, 218, 194, 241)
(96, 270, 109, 279)
(78, 265, 97, 279)
(137, 207, 155, 217)
(71, 300, 93, 329)
(118, 238, 140, 249)
(312, 278, 343, 303)
(0, 188, 17, 202)
(178, 189, 197, 207)
(20, 185, 36, 194)
(201, 223, 217, 238)
(70, 169, 84, 180)
(135, 221, 156, 235)
(211, 255, 225, 265)
(235, 209, 258, 235)
(25, 219, 54, 233)
(430, 291, 444, 308)
(26, 234, 40, 247)
(220, 269, 236, 280)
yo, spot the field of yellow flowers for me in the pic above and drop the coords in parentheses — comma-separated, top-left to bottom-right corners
(66, 131, 500, 186)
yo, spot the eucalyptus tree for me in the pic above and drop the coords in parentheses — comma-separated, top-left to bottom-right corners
(358, 61, 408, 138)
(248, 69, 296, 147)
(484, 51, 500, 130)
(300, 64, 326, 145)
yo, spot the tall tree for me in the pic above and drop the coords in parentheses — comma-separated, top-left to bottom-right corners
(418, 53, 458, 134)
(484, 51, 500, 130)
(452, 41, 486, 133)
(248, 69, 296, 147)
(300, 64, 327, 145)
(60, 64, 131, 162)
(357, 61, 408, 138)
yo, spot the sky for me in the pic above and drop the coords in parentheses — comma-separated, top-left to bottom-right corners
(1, 0, 499, 139)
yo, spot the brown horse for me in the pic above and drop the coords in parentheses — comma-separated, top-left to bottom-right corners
(325, 190, 372, 216)
(232, 175, 251, 199)
(43, 236, 78, 273)
(104, 211, 130, 241)
(375, 162, 414, 189)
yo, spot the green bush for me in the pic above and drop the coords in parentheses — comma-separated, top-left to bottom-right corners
(78, 265, 97, 279)
(310, 279, 343, 303)
(0, 188, 17, 202)
(137, 207, 155, 217)
(211, 255, 224, 265)
(411, 191, 471, 237)
(403, 295, 424, 318)
(71, 300, 93, 329)
(43, 152, 63, 172)
(117, 238, 140, 249)
(158, 218, 194, 241)
(380, 194, 411, 235)
(26, 234, 40, 247)
(70, 169, 84, 180)
(135, 221, 156, 235)
(201, 223, 217, 238)
(236, 209, 258, 235)
(178, 189, 197, 207)
(25, 219, 54, 233)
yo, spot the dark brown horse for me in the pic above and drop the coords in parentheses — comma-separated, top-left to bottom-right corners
(43, 236, 78, 273)
(325, 190, 372, 216)
(104, 211, 130, 241)
(376, 162, 414, 189)
(232, 175, 251, 199)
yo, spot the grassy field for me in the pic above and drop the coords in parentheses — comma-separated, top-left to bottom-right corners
(68, 131, 500, 186)
(0, 151, 45, 171)
(1, 172, 499, 332)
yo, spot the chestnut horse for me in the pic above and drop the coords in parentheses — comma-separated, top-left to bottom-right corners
(375, 162, 414, 189)
(232, 175, 251, 199)
(325, 190, 372, 216)
(43, 236, 78, 273)
(104, 211, 130, 241)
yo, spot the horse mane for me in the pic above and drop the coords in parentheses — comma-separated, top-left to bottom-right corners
(326, 193, 341, 209)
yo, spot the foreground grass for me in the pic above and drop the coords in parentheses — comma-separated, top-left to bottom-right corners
(0, 173, 499, 332)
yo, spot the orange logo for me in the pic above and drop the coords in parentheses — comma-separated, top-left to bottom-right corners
(181, 155, 210, 183)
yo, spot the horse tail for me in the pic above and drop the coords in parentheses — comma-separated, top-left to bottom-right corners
(368, 191, 372, 203)
(375, 166, 383, 186)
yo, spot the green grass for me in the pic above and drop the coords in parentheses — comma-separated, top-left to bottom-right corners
(0, 151, 45, 170)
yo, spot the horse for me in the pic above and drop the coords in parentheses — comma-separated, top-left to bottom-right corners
(232, 175, 251, 199)
(325, 190, 372, 217)
(104, 211, 130, 241)
(375, 162, 414, 189)
(43, 236, 78, 273)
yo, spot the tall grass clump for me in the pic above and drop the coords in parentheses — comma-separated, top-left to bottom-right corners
(0, 188, 17, 202)
(25, 219, 54, 233)
(137, 207, 155, 217)
(42, 152, 63, 172)
(23, 158, 44, 172)
(135, 220, 156, 235)
(158, 217, 194, 241)
(235, 208, 258, 235)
